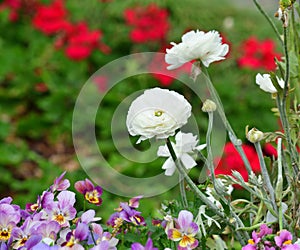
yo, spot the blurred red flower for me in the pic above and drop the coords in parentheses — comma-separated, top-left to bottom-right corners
(0, 0, 21, 21)
(237, 37, 281, 71)
(63, 22, 101, 60)
(124, 3, 169, 43)
(214, 142, 261, 188)
(32, 0, 69, 35)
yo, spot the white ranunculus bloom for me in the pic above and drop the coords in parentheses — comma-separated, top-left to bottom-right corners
(157, 131, 206, 176)
(126, 88, 192, 144)
(255, 73, 284, 93)
(165, 30, 229, 70)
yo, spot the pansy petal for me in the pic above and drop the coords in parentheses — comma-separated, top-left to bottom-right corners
(178, 210, 193, 231)
(168, 229, 182, 241)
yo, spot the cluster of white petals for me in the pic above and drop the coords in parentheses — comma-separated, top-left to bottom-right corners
(255, 73, 284, 93)
(126, 88, 192, 144)
(157, 131, 206, 176)
(165, 30, 229, 70)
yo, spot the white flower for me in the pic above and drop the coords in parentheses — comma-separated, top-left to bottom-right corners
(126, 88, 192, 144)
(255, 73, 284, 93)
(165, 30, 229, 70)
(157, 131, 206, 176)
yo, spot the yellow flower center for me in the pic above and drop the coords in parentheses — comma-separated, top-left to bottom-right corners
(30, 203, 39, 212)
(54, 213, 65, 224)
(0, 228, 11, 241)
(248, 239, 255, 245)
(179, 234, 195, 248)
(85, 190, 100, 204)
(283, 240, 292, 245)
(154, 110, 163, 117)
(65, 236, 76, 247)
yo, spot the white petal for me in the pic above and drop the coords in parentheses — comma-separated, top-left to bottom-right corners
(157, 145, 171, 157)
(255, 73, 277, 93)
(180, 153, 197, 170)
(162, 157, 176, 176)
(165, 29, 229, 70)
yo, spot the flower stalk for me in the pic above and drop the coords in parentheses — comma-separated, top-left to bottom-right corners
(200, 66, 253, 175)
(253, 141, 277, 213)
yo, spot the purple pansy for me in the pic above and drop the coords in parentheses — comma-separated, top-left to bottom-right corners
(242, 224, 274, 250)
(75, 179, 103, 206)
(35, 221, 60, 246)
(275, 230, 300, 249)
(167, 210, 199, 250)
(26, 191, 54, 213)
(0, 203, 21, 243)
(60, 223, 89, 249)
(87, 223, 118, 249)
(118, 202, 145, 226)
(131, 238, 158, 250)
(11, 217, 42, 249)
(50, 171, 70, 192)
(44, 190, 76, 227)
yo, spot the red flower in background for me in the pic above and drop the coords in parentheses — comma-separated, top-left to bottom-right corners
(31, 0, 110, 61)
(124, 3, 169, 43)
(237, 37, 281, 71)
(214, 142, 261, 188)
(32, 0, 69, 35)
(61, 22, 108, 60)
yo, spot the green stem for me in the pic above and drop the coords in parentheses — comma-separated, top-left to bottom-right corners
(276, 138, 283, 231)
(252, 0, 284, 46)
(165, 138, 224, 218)
(206, 112, 247, 235)
(279, 26, 299, 171)
(254, 142, 277, 213)
(201, 66, 253, 175)
(179, 174, 188, 208)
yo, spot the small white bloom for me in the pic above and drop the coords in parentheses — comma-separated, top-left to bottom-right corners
(126, 88, 192, 144)
(157, 131, 206, 176)
(165, 30, 229, 70)
(255, 73, 284, 93)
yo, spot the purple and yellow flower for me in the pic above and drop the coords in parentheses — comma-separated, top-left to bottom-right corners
(0, 203, 21, 242)
(26, 191, 54, 213)
(131, 238, 158, 250)
(44, 191, 76, 227)
(11, 217, 42, 249)
(60, 223, 89, 249)
(275, 230, 300, 250)
(167, 210, 199, 250)
(75, 179, 103, 206)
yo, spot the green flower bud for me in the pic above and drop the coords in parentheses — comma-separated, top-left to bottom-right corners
(246, 126, 264, 143)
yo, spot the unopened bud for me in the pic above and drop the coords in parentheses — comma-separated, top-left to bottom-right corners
(246, 126, 264, 143)
(202, 99, 217, 112)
